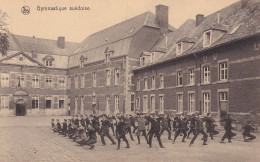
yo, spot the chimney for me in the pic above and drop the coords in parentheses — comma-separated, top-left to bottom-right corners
(57, 36, 65, 49)
(196, 14, 204, 26)
(241, 0, 249, 9)
(156, 5, 168, 33)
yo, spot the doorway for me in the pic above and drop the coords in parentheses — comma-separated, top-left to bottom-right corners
(16, 103, 26, 116)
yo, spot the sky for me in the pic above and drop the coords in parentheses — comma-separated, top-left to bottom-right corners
(0, 0, 239, 43)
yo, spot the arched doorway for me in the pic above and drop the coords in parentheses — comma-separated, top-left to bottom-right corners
(16, 99, 26, 116)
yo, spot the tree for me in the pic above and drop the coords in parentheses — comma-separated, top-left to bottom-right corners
(0, 9, 9, 55)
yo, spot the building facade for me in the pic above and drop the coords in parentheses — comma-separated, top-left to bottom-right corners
(132, 0, 260, 119)
(0, 1, 259, 117)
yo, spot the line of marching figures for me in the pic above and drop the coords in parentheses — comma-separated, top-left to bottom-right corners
(51, 113, 257, 150)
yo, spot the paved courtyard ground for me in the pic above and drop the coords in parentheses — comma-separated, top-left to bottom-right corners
(0, 116, 259, 162)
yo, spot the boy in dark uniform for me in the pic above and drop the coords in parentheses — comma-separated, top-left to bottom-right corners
(172, 115, 187, 143)
(62, 119, 68, 136)
(189, 115, 208, 146)
(242, 121, 256, 142)
(100, 115, 116, 145)
(116, 116, 130, 150)
(220, 114, 236, 143)
(146, 114, 164, 148)
(83, 123, 97, 149)
(203, 113, 216, 140)
(51, 119, 55, 132)
(107, 114, 115, 136)
(130, 114, 137, 133)
(56, 119, 62, 134)
(159, 114, 172, 140)
(187, 114, 196, 139)
(124, 114, 135, 141)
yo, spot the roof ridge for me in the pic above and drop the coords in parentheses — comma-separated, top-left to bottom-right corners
(81, 11, 151, 40)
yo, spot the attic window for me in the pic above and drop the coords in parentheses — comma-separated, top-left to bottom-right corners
(176, 43, 183, 56)
(105, 53, 111, 63)
(80, 55, 86, 68)
(45, 60, 53, 67)
(140, 56, 145, 66)
(203, 30, 212, 47)
(150, 53, 155, 63)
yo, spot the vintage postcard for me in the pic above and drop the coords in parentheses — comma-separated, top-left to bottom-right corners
(0, 0, 259, 161)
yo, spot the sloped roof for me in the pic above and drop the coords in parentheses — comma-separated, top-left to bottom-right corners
(74, 11, 175, 54)
(8, 34, 79, 56)
(135, 0, 260, 71)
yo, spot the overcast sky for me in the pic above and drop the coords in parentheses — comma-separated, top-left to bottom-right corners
(0, 0, 239, 42)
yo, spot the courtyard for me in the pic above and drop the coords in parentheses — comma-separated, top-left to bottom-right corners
(0, 116, 259, 162)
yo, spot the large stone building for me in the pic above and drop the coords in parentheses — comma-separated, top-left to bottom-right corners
(132, 0, 260, 119)
(0, 5, 173, 116)
(0, 1, 259, 118)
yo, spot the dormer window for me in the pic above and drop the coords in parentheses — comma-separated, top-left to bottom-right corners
(176, 42, 183, 55)
(140, 57, 145, 66)
(80, 55, 86, 68)
(105, 53, 111, 63)
(43, 55, 55, 67)
(45, 60, 53, 67)
(203, 30, 212, 47)
(105, 47, 114, 63)
(150, 52, 155, 63)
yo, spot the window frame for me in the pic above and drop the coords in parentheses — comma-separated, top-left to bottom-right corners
(177, 92, 183, 113)
(92, 73, 96, 87)
(176, 42, 183, 56)
(177, 70, 183, 86)
(45, 96, 52, 109)
(159, 74, 164, 89)
(189, 68, 195, 85)
(188, 92, 195, 114)
(203, 65, 210, 84)
(32, 96, 39, 109)
(218, 60, 228, 82)
(1, 95, 9, 109)
(1, 73, 9, 87)
(202, 90, 211, 115)
(159, 94, 164, 114)
(114, 69, 120, 85)
(150, 94, 155, 113)
(106, 69, 111, 86)
(45, 76, 53, 88)
(203, 30, 212, 47)
(32, 75, 40, 88)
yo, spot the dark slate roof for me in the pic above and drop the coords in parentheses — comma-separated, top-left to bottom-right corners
(8, 34, 79, 56)
(74, 11, 175, 54)
(135, 0, 260, 71)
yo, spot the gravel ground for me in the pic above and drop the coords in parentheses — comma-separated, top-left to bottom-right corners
(0, 116, 259, 162)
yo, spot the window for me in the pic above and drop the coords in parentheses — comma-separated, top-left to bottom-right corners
(150, 53, 155, 63)
(150, 95, 155, 113)
(32, 75, 39, 88)
(59, 97, 65, 109)
(159, 75, 164, 88)
(80, 96, 84, 112)
(80, 60, 84, 68)
(106, 70, 111, 86)
(203, 66, 210, 83)
(136, 97, 140, 111)
(188, 93, 195, 114)
(114, 95, 119, 113)
(105, 53, 111, 63)
(219, 92, 227, 102)
(46, 76, 52, 88)
(189, 68, 195, 85)
(140, 57, 145, 66)
(143, 95, 148, 113)
(203, 31, 211, 47)
(176, 43, 182, 55)
(18, 74, 25, 87)
(32, 97, 39, 109)
(45, 60, 54, 67)
(114, 69, 120, 85)
(92, 95, 96, 104)
(1, 96, 9, 109)
(75, 97, 78, 113)
(59, 76, 65, 89)
(45, 97, 52, 109)
(92, 73, 96, 87)
(203, 92, 210, 115)
(144, 78, 148, 90)
(106, 96, 110, 114)
(75, 75, 78, 89)
(80, 74, 84, 88)
(219, 62, 228, 81)
(1, 73, 9, 87)
(67, 76, 71, 89)
(137, 79, 140, 91)
(151, 76, 155, 89)
(177, 93, 183, 113)
(177, 71, 183, 86)
(131, 94, 135, 111)
(159, 95, 164, 114)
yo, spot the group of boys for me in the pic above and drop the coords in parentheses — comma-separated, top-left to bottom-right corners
(51, 112, 256, 150)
